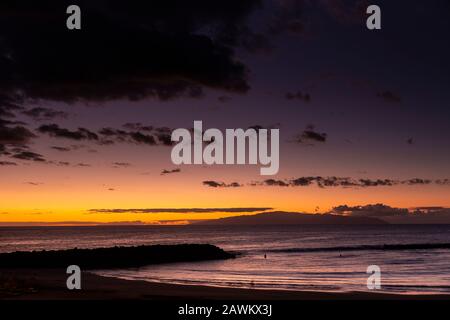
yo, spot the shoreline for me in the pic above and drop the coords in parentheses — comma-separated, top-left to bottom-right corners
(1, 268, 449, 300)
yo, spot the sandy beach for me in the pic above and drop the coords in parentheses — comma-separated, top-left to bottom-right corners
(1, 268, 449, 300)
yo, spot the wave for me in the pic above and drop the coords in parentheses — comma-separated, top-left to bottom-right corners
(268, 243, 450, 253)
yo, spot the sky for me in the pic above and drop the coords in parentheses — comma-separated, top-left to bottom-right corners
(0, 0, 449, 225)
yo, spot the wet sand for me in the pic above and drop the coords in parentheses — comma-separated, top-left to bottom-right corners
(1, 268, 449, 300)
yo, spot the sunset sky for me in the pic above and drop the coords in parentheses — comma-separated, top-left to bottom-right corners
(1, 0, 449, 224)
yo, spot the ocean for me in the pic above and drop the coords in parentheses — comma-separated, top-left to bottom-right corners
(1, 225, 450, 294)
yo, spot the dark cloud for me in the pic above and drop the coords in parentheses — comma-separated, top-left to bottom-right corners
(99, 126, 174, 146)
(296, 125, 327, 144)
(25, 182, 43, 186)
(0, 94, 42, 161)
(254, 177, 356, 188)
(99, 127, 152, 145)
(128, 131, 157, 145)
(51, 146, 71, 152)
(402, 178, 432, 185)
(436, 179, 450, 186)
(50, 145, 92, 153)
(0, 161, 17, 166)
(377, 91, 402, 103)
(98, 128, 128, 138)
(76, 163, 91, 167)
(246, 123, 281, 132)
(261, 179, 290, 187)
(161, 168, 181, 175)
(247, 125, 264, 131)
(113, 162, 132, 168)
(0, 119, 28, 127)
(122, 123, 154, 132)
(45, 160, 78, 166)
(0, 105, 17, 120)
(330, 204, 450, 224)
(290, 177, 315, 186)
(203, 180, 225, 188)
(203, 180, 242, 188)
(0, 124, 36, 145)
(358, 179, 396, 187)
(80, 121, 278, 150)
(285, 91, 311, 102)
(154, 127, 175, 146)
(38, 124, 99, 141)
(88, 207, 272, 214)
(330, 204, 409, 217)
(12, 150, 46, 162)
(22, 107, 68, 121)
(0, 144, 7, 155)
(0, 1, 260, 106)
(0, 94, 24, 118)
(246, 176, 450, 188)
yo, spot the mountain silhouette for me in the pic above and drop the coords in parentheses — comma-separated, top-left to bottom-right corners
(196, 211, 387, 225)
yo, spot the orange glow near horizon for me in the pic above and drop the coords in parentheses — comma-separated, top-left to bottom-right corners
(1, 140, 449, 225)
(1, 173, 449, 224)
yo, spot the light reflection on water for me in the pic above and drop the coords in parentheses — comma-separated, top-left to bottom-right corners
(2, 225, 450, 294)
